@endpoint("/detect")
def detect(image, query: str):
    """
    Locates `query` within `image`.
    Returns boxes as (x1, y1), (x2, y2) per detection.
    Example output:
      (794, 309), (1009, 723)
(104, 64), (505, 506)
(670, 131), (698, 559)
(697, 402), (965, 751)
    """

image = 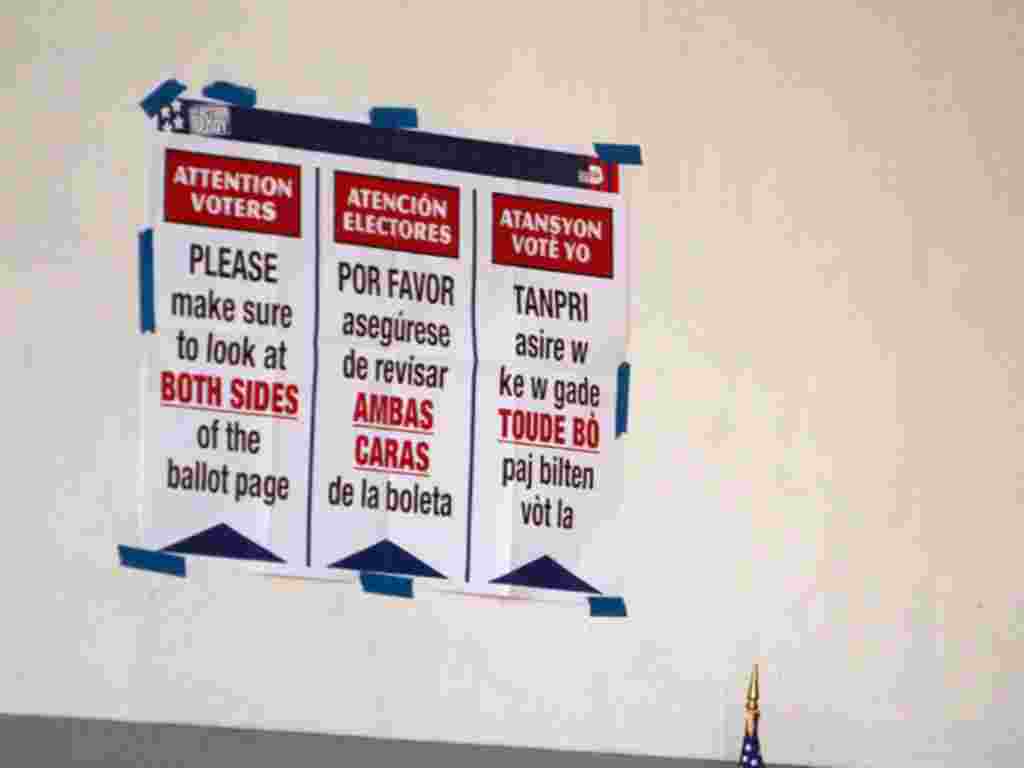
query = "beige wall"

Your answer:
(3, 1), (1021, 765)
